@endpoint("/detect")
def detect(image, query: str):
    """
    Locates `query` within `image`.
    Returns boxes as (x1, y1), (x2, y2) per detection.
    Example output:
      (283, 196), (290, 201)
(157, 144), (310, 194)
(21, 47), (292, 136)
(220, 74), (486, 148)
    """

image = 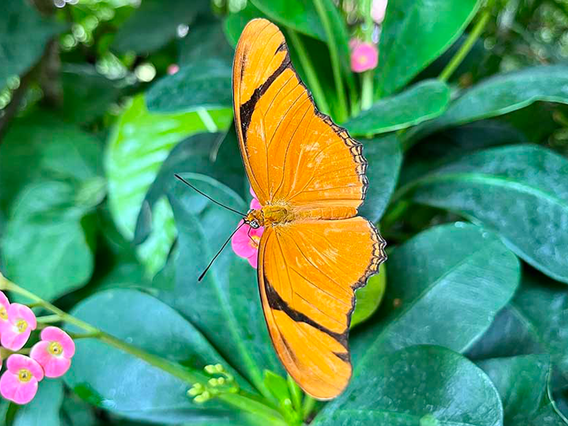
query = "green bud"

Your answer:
(217, 377), (226, 385)
(208, 378), (218, 387)
(204, 365), (216, 374)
